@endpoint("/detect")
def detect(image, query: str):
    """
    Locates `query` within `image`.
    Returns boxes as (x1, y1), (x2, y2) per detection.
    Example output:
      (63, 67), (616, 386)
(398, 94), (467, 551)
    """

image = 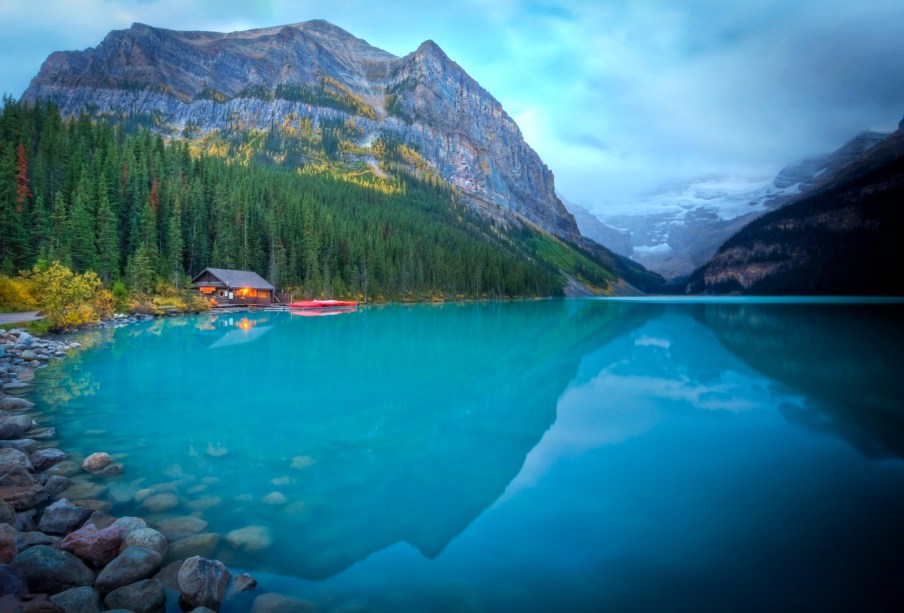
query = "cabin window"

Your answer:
(218, 290), (226, 298)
